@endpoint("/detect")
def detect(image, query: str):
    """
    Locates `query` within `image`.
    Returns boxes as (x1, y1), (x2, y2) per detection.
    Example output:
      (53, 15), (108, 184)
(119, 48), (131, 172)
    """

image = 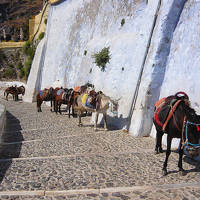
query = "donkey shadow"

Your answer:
(86, 113), (128, 131)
